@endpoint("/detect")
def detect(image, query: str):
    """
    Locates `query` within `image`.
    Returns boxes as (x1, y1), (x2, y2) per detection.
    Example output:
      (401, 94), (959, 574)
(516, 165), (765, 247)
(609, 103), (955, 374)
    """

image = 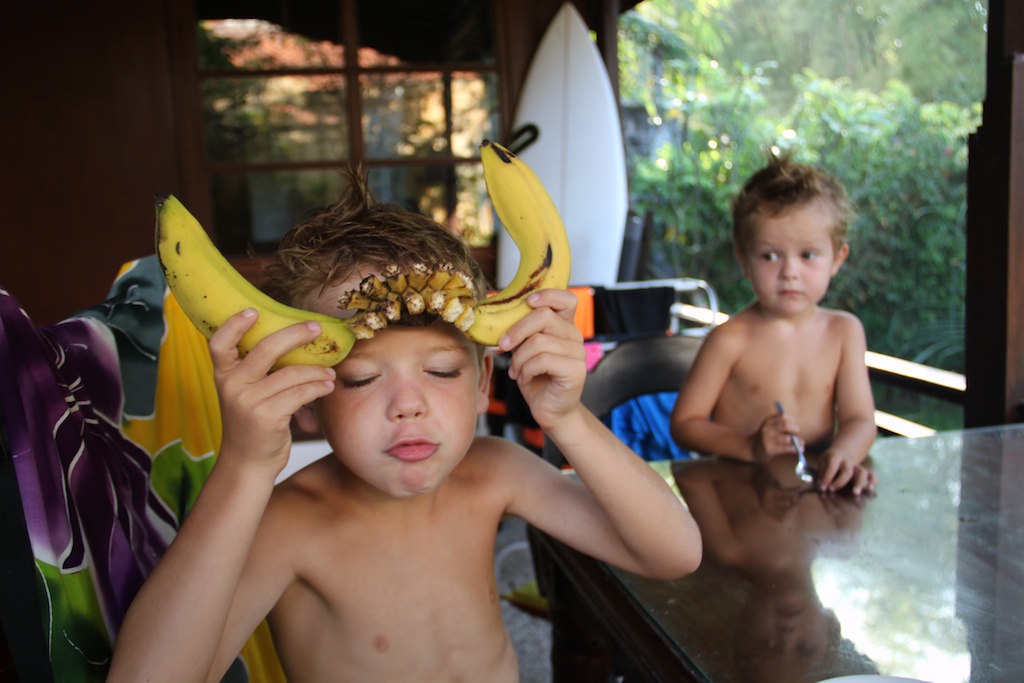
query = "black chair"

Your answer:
(541, 333), (704, 467)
